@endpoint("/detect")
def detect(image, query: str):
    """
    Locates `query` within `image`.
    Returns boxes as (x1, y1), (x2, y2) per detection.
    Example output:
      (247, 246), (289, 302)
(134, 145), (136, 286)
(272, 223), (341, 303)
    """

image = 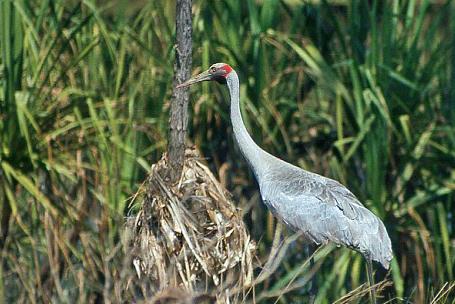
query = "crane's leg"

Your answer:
(305, 245), (317, 304)
(366, 258), (377, 304)
(309, 253), (316, 304)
